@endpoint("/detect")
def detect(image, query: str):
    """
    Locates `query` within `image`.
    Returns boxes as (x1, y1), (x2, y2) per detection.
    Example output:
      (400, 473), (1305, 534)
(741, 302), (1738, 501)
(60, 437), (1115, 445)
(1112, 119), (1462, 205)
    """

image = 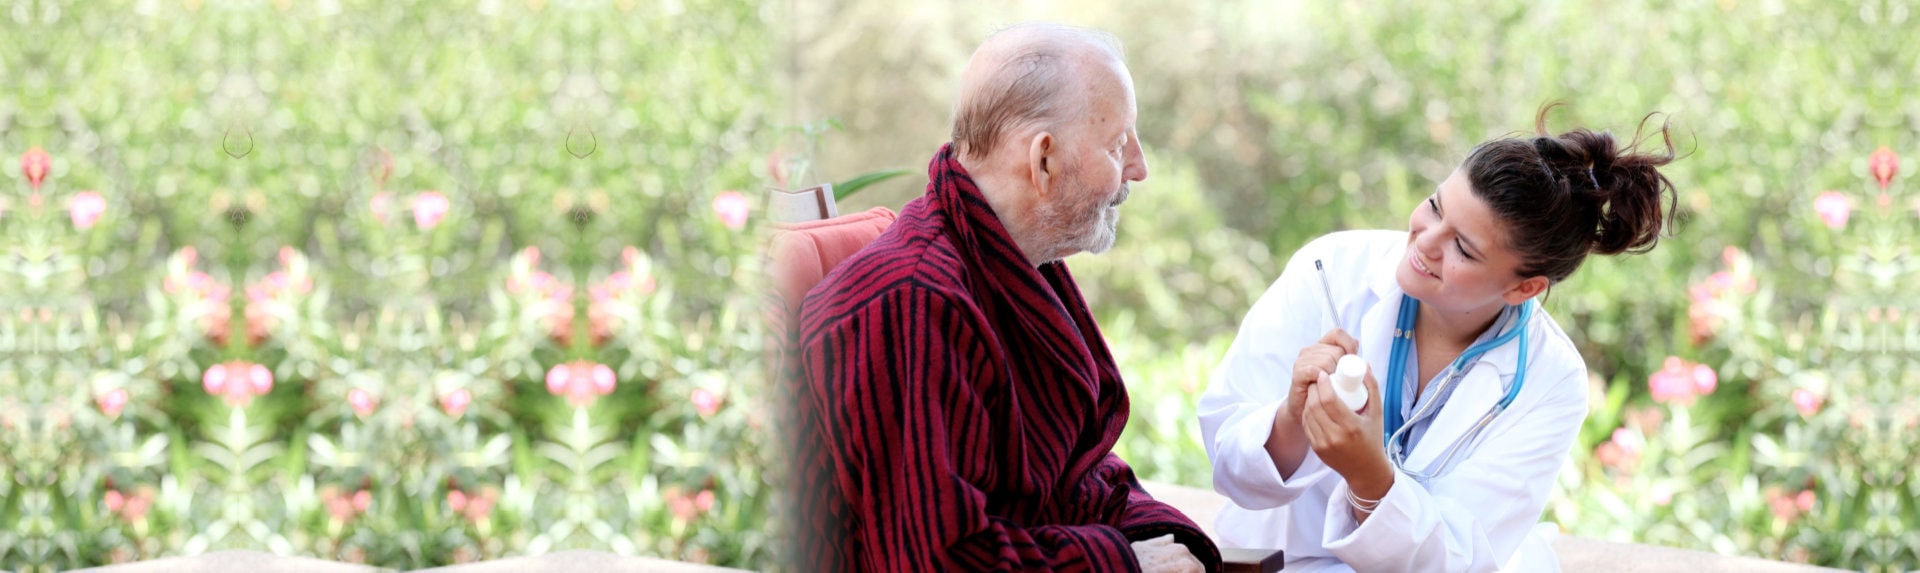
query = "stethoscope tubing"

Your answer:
(1382, 298), (1535, 483)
